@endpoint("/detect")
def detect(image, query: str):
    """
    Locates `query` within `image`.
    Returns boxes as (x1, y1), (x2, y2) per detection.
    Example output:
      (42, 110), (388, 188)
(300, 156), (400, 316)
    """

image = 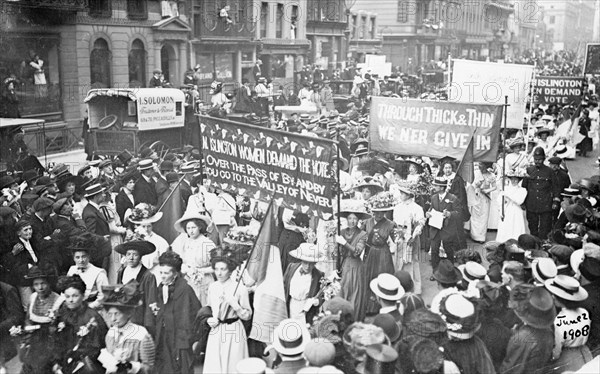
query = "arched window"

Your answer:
(90, 38), (111, 88)
(128, 39), (146, 87)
